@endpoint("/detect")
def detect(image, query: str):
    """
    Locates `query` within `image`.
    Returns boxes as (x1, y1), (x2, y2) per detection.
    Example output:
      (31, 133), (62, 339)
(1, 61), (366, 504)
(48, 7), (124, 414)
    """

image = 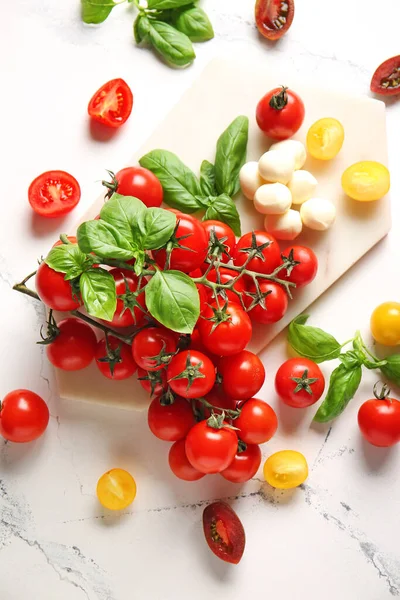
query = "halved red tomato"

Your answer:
(203, 501), (246, 564)
(88, 78), (133, 128)
(371, 56), (400, 96)
(28, 171), (81, 217)
(255, 0), (295, 41)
